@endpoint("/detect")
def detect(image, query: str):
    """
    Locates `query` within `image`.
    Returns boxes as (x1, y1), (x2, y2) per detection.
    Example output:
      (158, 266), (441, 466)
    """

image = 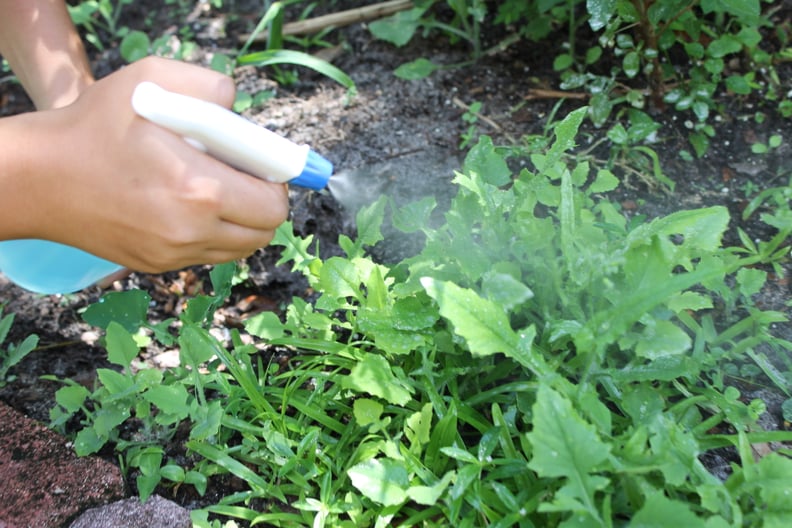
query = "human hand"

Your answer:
(22, 56), (289, 274)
